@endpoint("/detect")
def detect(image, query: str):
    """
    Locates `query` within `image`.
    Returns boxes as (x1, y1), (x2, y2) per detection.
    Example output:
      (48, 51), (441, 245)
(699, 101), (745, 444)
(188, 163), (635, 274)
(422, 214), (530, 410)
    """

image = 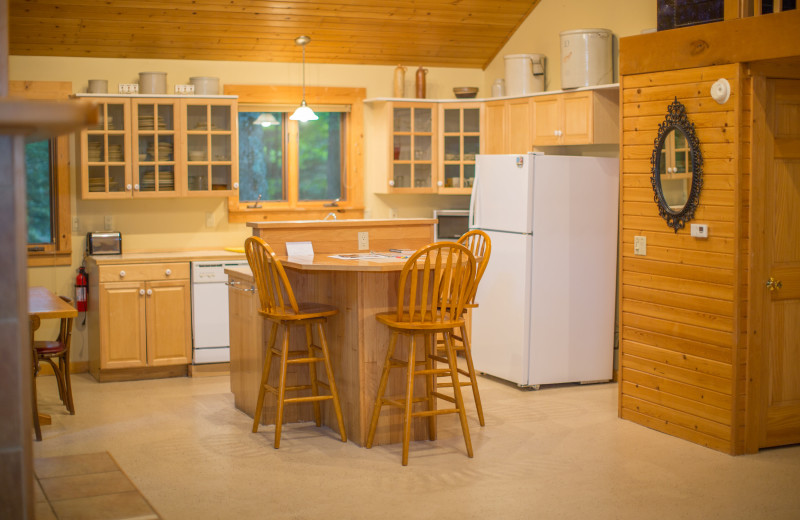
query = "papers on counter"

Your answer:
(329, 252), (409, 262)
